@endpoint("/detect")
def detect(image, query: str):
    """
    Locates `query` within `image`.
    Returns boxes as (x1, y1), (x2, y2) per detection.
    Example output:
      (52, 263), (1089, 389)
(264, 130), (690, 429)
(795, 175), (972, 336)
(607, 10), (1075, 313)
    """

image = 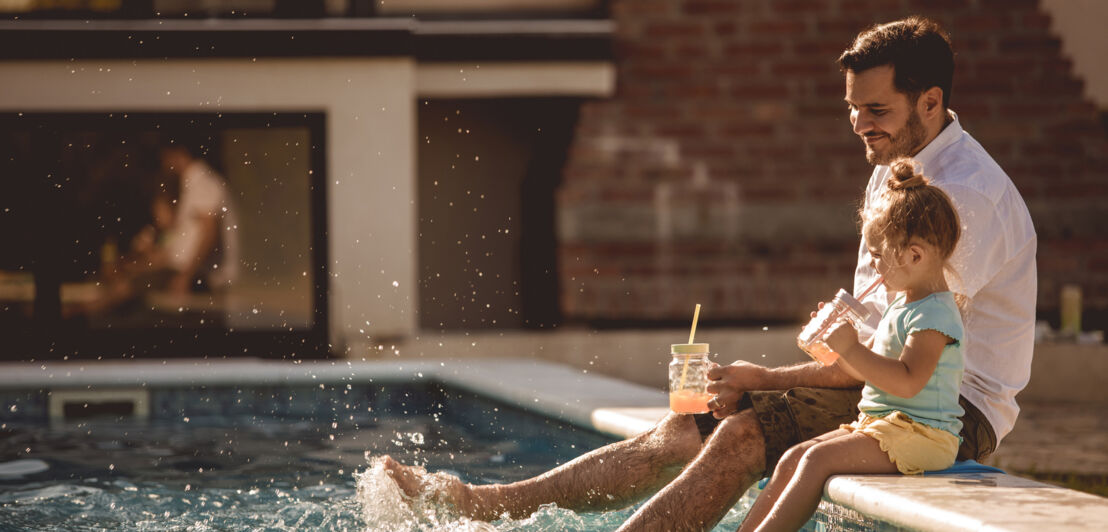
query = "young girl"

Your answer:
(738, 157), (964, 532)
